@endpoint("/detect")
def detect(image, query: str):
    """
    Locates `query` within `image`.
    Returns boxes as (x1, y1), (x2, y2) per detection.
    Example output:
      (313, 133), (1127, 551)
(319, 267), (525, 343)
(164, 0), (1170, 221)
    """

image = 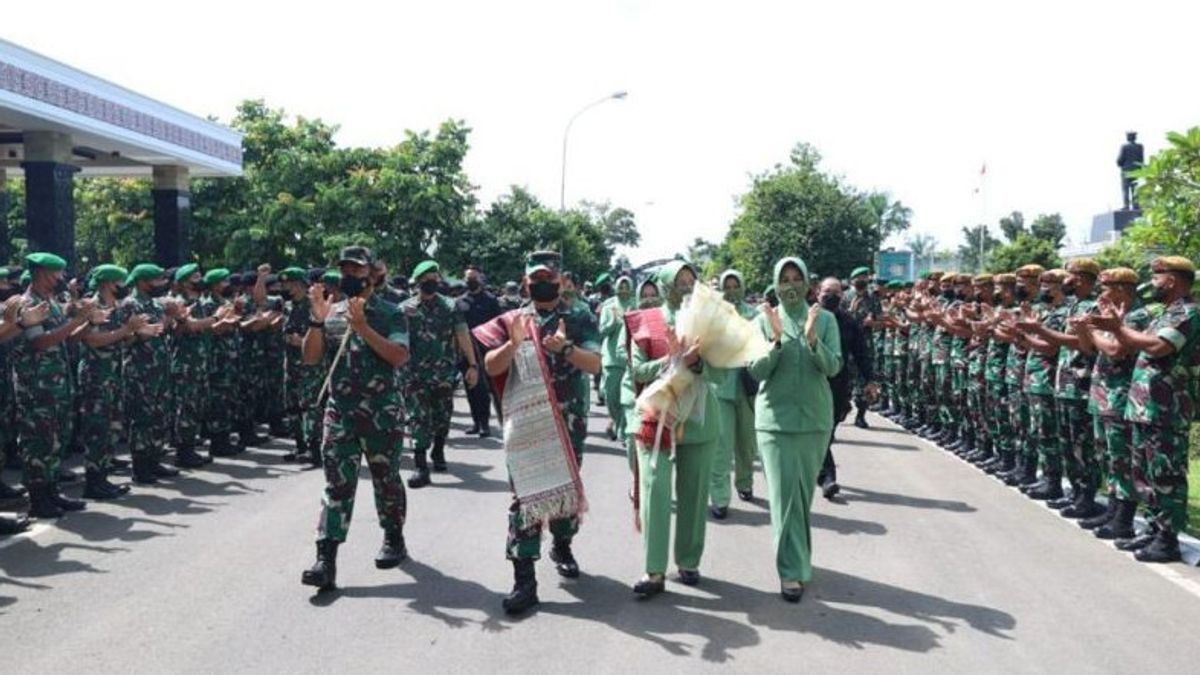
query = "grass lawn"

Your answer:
(1191, 458), (1200, 538)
